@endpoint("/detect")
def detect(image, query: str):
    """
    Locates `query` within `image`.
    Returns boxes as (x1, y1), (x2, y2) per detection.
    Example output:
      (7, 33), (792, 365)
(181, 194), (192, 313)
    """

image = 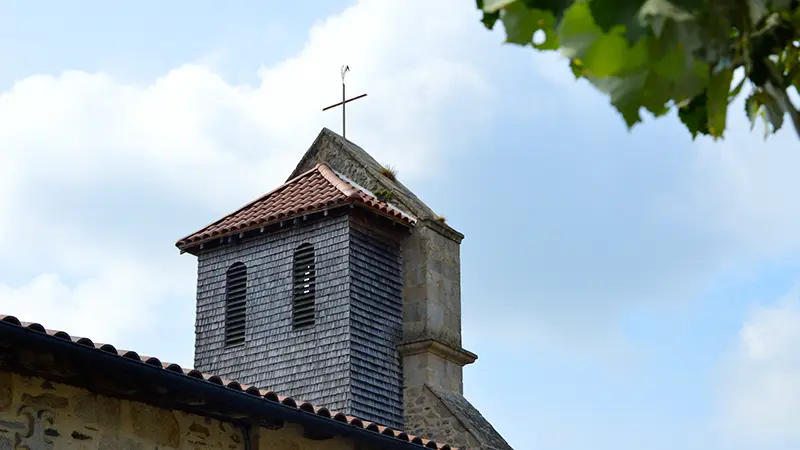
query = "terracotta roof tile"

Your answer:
(176, 163), (415, 250)
(0, 314), (452, 450)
